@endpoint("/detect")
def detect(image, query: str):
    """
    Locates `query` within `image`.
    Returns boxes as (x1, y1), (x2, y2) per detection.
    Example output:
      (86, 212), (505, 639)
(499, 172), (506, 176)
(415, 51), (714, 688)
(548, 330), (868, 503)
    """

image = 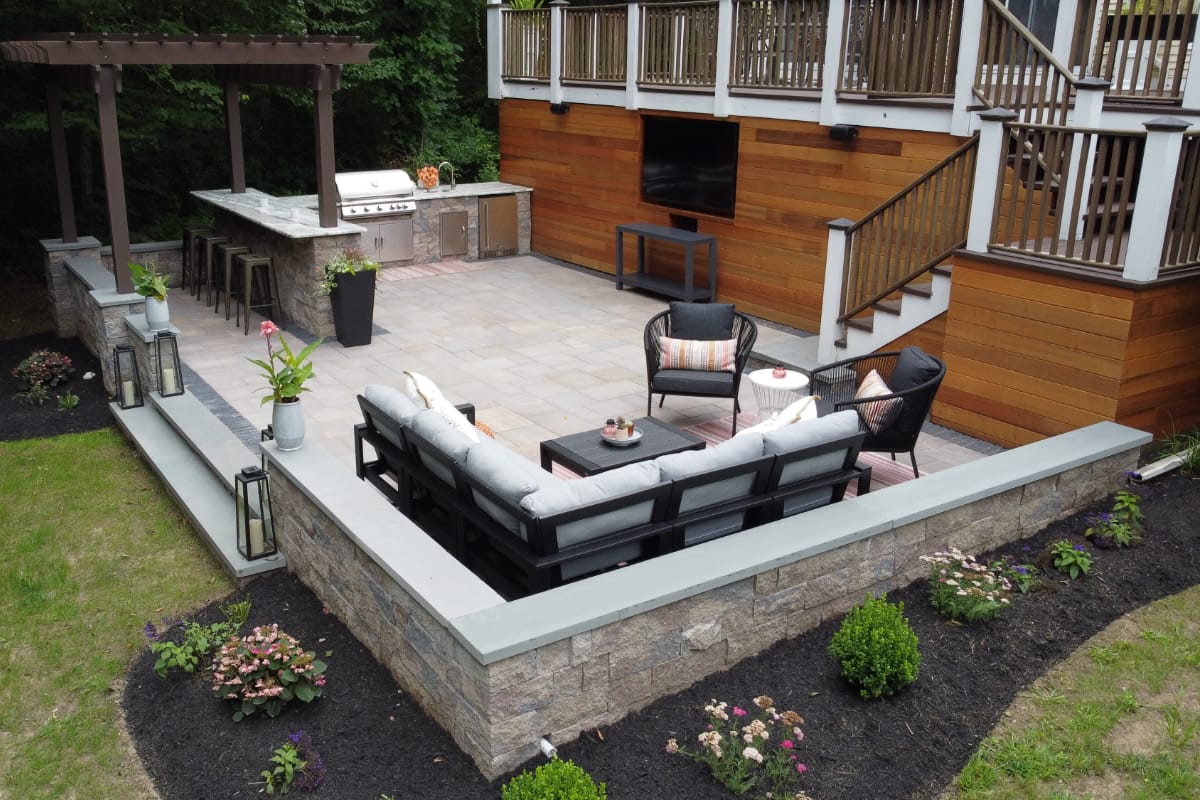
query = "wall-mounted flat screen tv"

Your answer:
(641, 116), (739, 219)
